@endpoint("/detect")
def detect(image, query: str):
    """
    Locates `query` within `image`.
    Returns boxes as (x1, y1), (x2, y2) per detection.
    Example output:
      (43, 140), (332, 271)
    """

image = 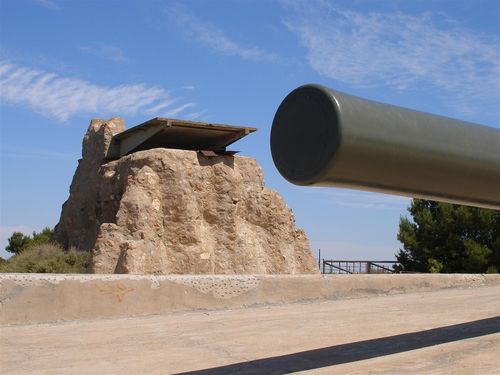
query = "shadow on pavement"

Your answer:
(176, 316), (500, 375)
